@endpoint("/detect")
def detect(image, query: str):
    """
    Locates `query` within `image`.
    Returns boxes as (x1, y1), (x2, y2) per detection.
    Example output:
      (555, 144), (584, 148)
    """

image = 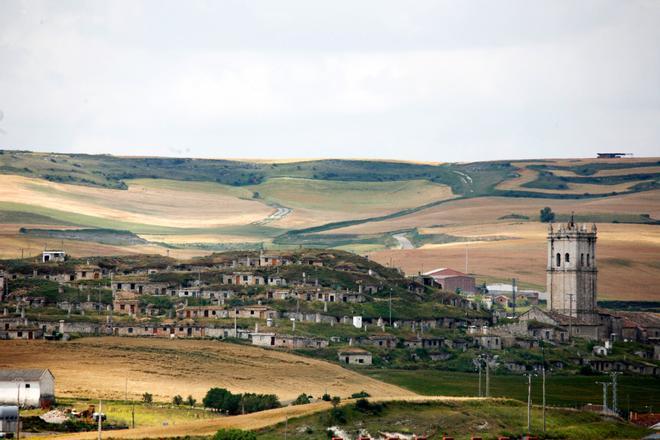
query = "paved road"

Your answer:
(392, 233), (414, 249)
